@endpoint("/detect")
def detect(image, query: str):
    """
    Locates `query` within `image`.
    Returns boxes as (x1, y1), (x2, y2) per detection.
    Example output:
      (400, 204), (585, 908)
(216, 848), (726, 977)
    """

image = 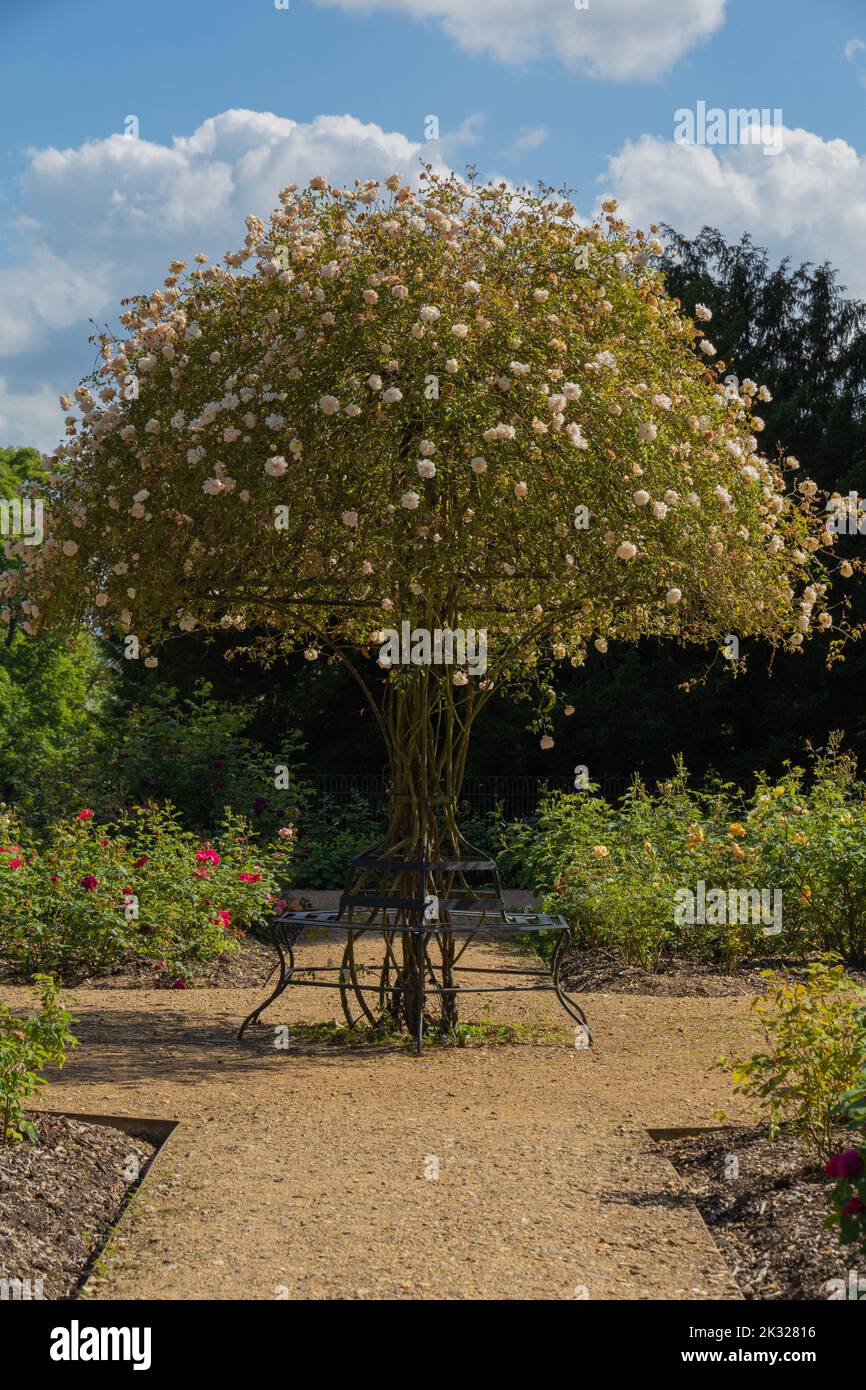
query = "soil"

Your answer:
(0, 1114), (156, 1299)
(658, 1125), (855, 1300)
(563, 946), (866, 997)
(0, 932), (278, 991)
